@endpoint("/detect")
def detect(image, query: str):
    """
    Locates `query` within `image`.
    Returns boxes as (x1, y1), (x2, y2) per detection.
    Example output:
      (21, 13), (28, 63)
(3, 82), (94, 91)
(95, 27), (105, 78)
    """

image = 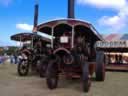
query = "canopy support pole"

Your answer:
(51, 27), (54, 48)
(71, 26), (74, 48)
